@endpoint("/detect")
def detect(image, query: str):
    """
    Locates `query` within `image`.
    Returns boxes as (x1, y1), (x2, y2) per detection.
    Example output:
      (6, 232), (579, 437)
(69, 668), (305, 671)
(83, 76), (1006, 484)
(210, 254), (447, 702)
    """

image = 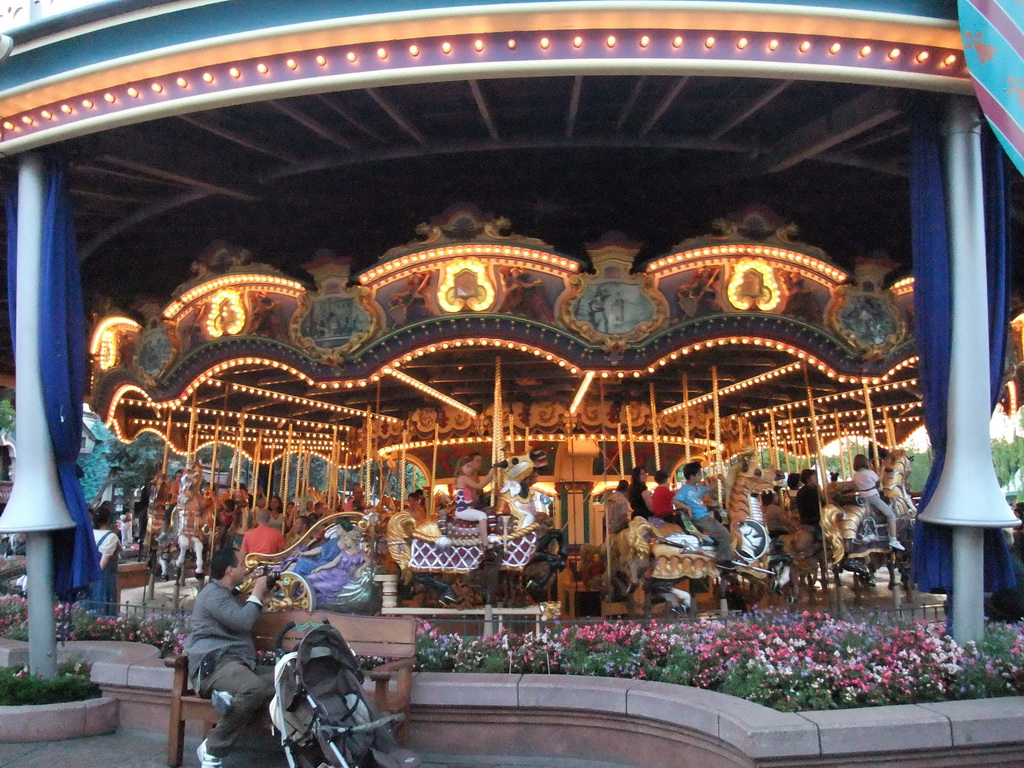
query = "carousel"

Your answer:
(89, 204), (942, 617)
